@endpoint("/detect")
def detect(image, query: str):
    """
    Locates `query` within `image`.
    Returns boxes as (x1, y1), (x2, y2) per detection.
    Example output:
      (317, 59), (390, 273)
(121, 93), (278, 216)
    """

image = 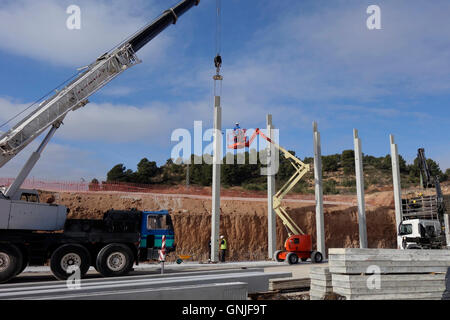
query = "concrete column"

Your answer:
(390, 135), (403, 249)
(444, 214), (450, 248)
(267, 114), (277, 259)
(353, 129), (368, 248)
(313, 121), (326, 258)
(211, 96), (222, 262)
